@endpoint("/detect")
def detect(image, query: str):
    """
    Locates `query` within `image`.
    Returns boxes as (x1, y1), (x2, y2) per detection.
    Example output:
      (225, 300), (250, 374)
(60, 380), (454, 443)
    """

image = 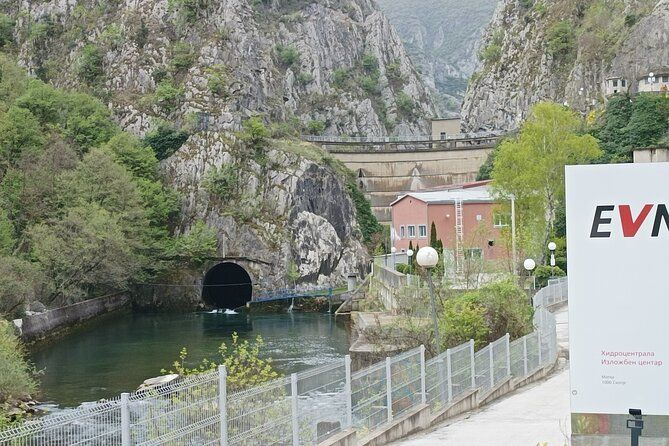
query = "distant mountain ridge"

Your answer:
(377, 0), (499, 117)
